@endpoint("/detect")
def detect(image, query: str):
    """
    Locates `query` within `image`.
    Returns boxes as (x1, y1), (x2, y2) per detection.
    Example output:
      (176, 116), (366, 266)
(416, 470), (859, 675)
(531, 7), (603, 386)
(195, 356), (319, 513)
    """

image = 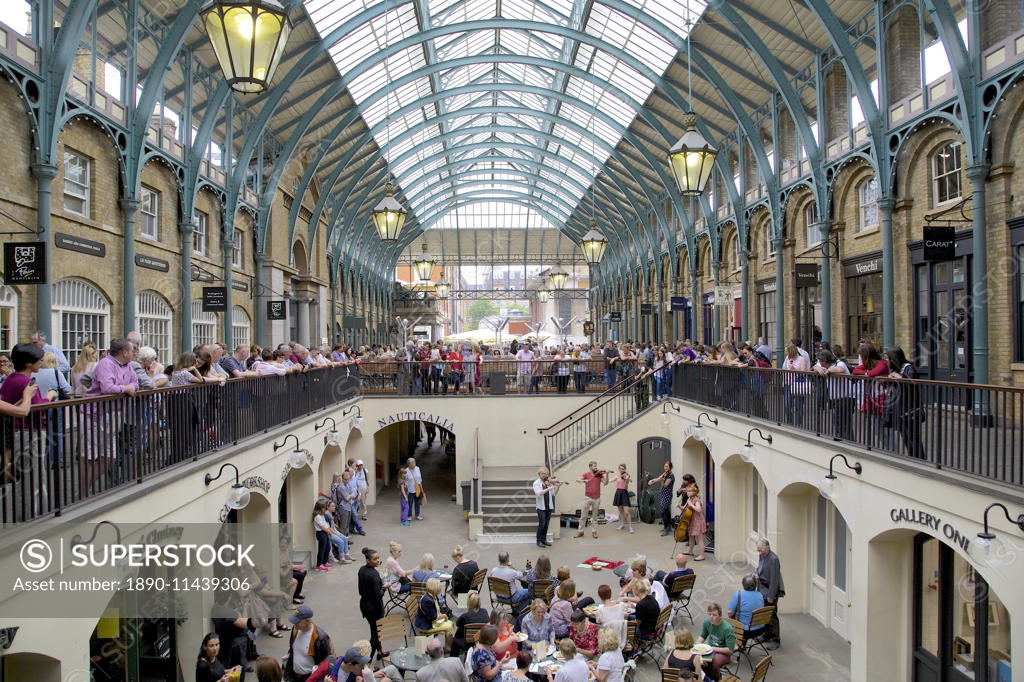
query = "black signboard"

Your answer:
(232, 279), (249, 292)
(843, 255), (882, 278)
(55, 232), (105, 257)
(135, 254), (169, 272)
(583, 321), (594, 336)
(267, 300), (286, 320)
(343, 316), (366, 330)
(608, 311), (622, 322)
(640, 303), (653, 315)
(3, 242), (46, 284)
(202, 286), (227, 312)
(795, 263), (820, 287)
(923, 224), (956, 261)
(670, 296), (689, 311)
